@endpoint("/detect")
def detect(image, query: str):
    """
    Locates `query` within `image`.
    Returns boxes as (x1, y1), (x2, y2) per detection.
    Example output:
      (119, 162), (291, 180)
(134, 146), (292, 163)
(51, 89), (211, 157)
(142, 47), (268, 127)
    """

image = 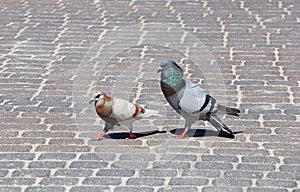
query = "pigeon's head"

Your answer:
(157, 59), (183, 73)
(89, 90), (107, 105)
